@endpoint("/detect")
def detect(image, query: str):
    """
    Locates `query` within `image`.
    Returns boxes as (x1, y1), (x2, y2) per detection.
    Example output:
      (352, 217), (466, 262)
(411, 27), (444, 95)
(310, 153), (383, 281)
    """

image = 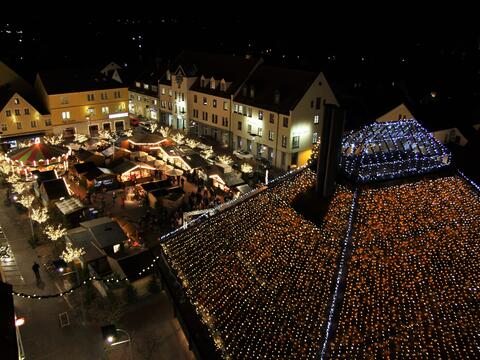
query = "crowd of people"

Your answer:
(330, 176), (480, 358)
(163, 169), (356, 359)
